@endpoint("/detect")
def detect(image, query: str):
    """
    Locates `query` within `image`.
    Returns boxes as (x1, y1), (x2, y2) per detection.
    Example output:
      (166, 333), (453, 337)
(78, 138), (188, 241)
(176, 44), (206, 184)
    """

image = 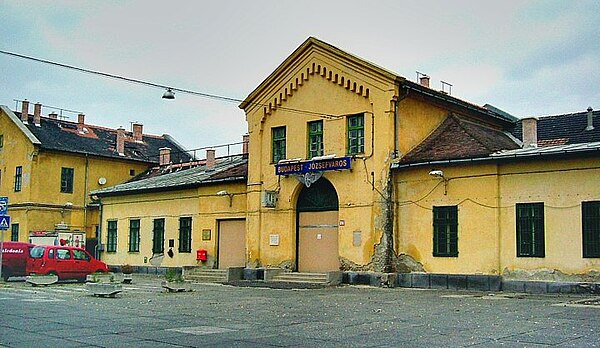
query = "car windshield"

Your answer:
(30, 246), (46, 259)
